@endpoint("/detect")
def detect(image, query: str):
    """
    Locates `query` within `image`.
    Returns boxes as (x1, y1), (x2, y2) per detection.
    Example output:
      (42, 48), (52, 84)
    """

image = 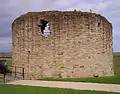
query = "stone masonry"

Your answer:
(12, 11), (114, 79)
